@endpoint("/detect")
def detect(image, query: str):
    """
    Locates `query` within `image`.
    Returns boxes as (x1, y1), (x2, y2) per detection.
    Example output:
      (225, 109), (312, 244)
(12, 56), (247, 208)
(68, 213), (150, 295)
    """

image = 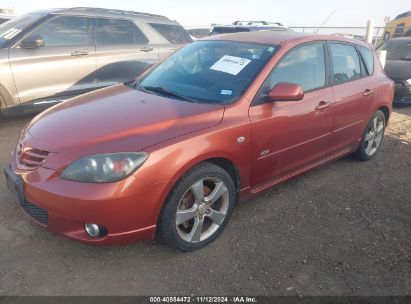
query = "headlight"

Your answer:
(406, 79), (411, 86)
(61, 153), (148, 183)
